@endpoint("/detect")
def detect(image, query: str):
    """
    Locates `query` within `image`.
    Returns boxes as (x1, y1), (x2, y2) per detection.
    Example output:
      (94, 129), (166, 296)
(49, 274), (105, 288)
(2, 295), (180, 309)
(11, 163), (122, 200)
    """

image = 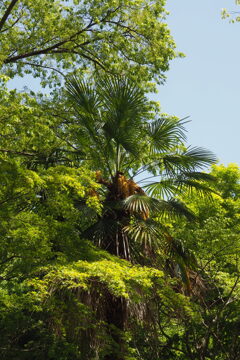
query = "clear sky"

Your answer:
(8, 1), (240, 165)
(154, 0), (240, 165)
